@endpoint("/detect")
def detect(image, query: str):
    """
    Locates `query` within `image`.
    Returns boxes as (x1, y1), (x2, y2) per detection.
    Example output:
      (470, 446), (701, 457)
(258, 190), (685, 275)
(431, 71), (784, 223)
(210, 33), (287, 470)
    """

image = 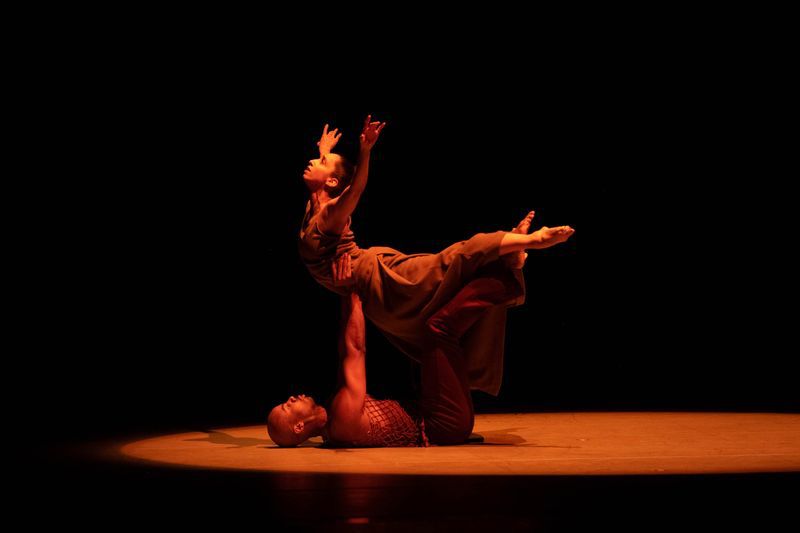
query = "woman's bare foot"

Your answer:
(528, 226), (575, 249)
(514, 211), (535, 234)
(503, 211), (535, 269)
